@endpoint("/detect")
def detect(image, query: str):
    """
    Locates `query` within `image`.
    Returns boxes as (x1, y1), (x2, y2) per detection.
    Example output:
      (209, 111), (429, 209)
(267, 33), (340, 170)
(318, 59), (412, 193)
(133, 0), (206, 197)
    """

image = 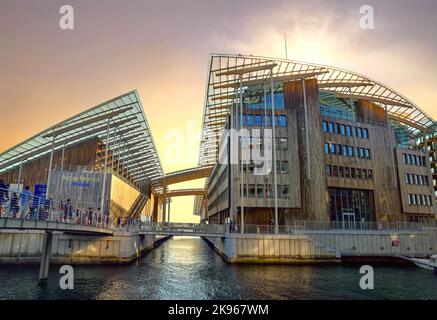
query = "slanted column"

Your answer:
(167, 198), (171, 222)
(38, 232), (53, 281)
